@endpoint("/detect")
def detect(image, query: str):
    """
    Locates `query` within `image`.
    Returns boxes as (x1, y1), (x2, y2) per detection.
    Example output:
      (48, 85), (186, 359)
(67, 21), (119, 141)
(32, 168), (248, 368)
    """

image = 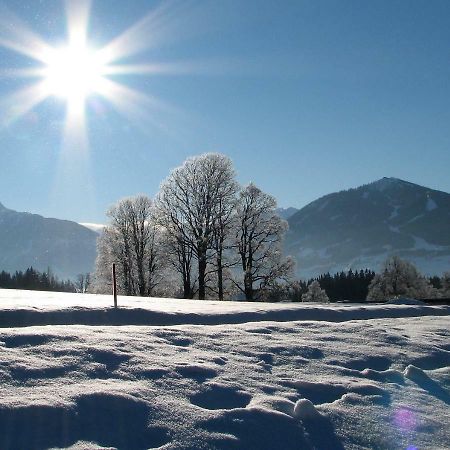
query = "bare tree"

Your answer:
(155, 153), (237, 300)
(75, 273), (91, 293)
(160, 227), (196, 299)
(233, 183), (294, 301)
(210, 177), (238, 300)
(92, 195), (163, 296)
